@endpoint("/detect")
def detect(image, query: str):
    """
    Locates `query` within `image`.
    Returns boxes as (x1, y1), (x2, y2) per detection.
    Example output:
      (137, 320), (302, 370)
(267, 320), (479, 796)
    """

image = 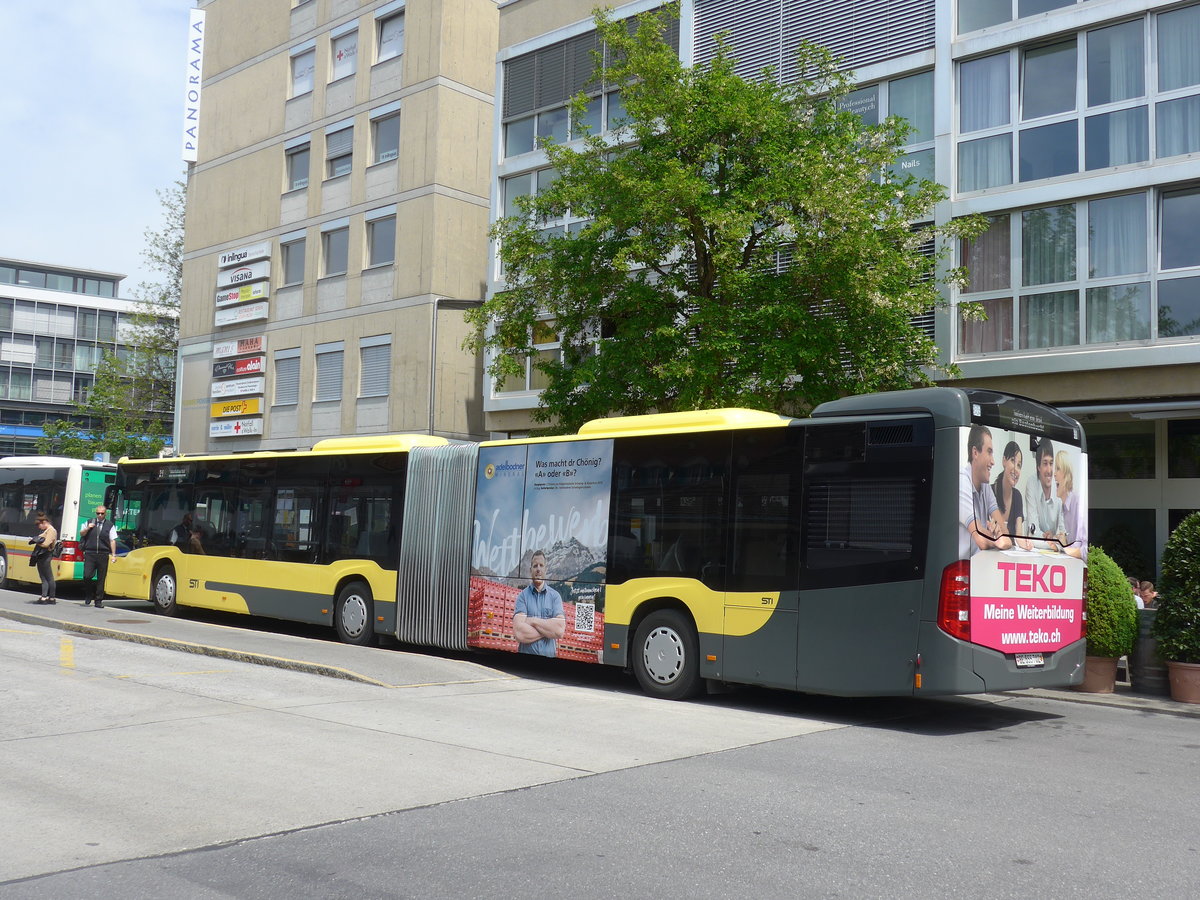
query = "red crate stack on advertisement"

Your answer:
(467, 576), (519, 651)
(468, 575), (605, 662)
